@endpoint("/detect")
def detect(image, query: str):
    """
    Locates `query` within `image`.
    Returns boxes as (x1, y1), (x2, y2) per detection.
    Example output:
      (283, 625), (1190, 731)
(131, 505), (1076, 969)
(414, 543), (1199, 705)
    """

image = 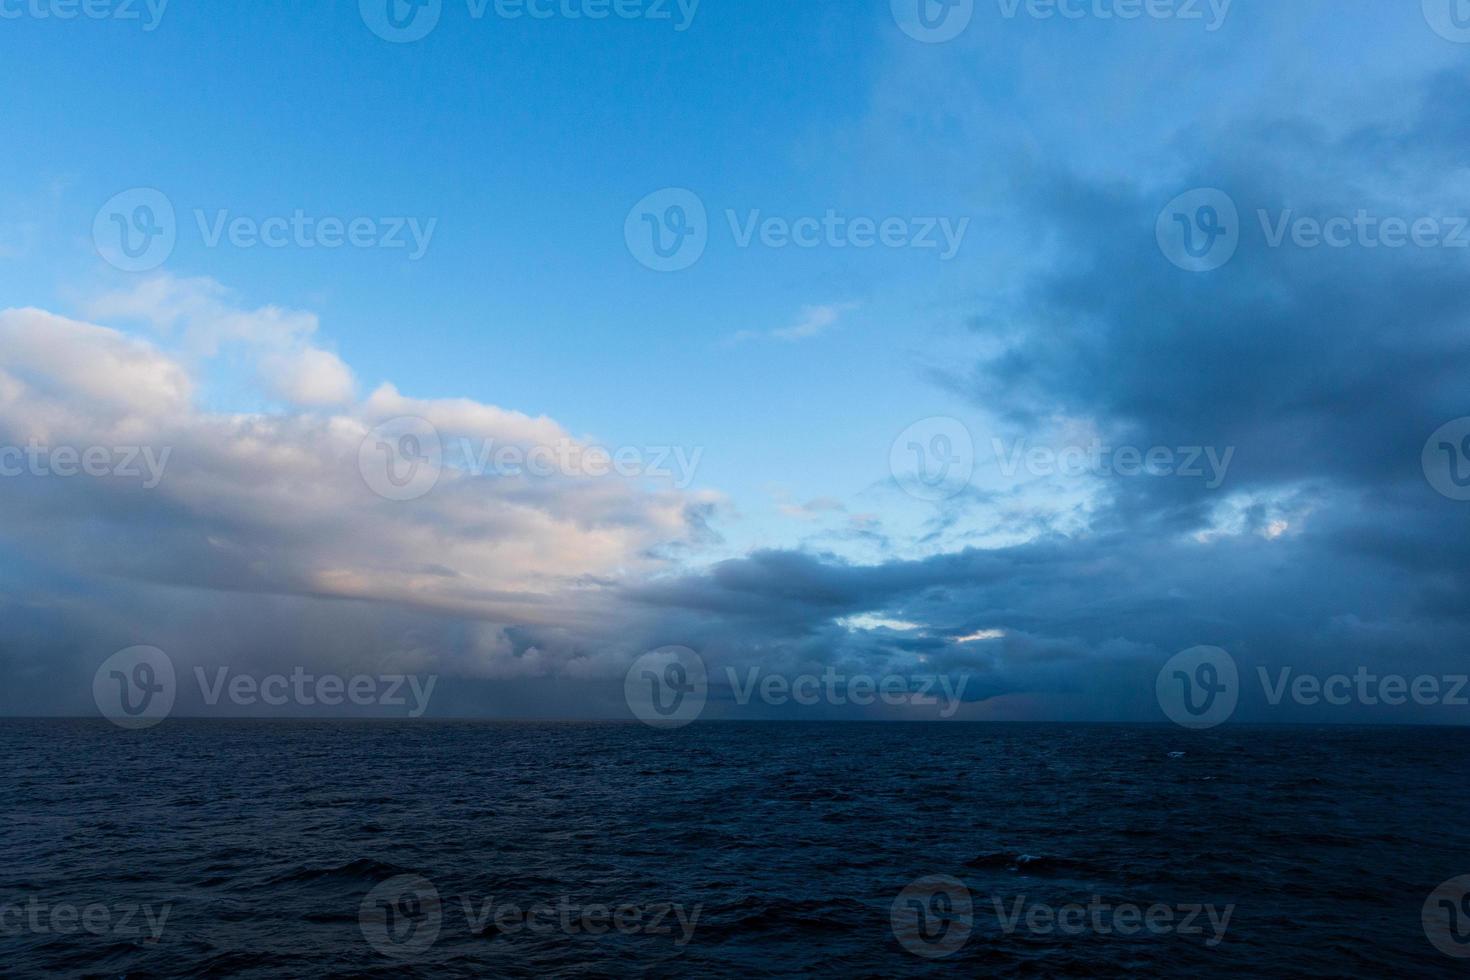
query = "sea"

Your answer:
(2, 721), (1467, 977)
